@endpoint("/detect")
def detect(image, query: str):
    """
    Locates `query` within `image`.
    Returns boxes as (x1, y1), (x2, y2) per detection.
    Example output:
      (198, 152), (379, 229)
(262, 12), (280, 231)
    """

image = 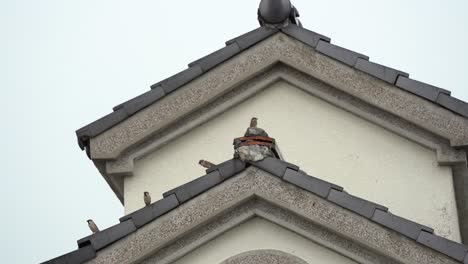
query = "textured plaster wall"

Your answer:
(126, 81), (461, 241)
(170, 217), (356, 264)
